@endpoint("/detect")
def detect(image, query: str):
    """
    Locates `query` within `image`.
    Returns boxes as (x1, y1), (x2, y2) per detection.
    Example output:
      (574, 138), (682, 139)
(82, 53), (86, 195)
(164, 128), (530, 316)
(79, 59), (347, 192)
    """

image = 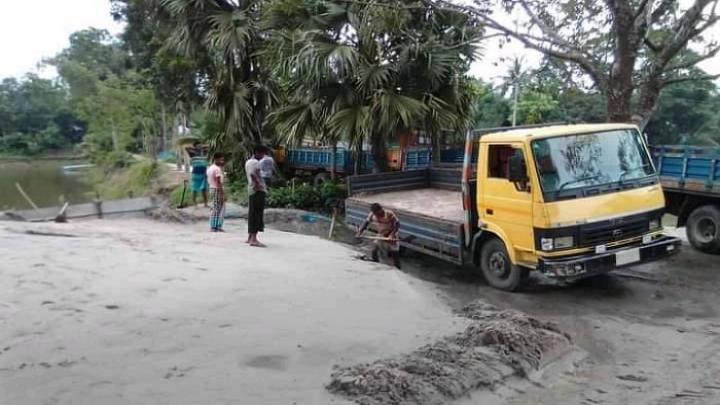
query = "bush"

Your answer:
(100, 151), (134, 169)
(227, 177), (249, 206)
(266, 180), (346, 212)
